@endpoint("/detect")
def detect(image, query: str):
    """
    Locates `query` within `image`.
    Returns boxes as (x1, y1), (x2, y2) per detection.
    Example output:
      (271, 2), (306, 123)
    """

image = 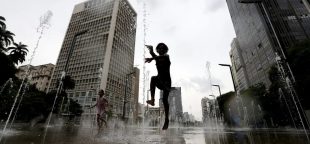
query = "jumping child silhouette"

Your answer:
(145, 43), (171, 130)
